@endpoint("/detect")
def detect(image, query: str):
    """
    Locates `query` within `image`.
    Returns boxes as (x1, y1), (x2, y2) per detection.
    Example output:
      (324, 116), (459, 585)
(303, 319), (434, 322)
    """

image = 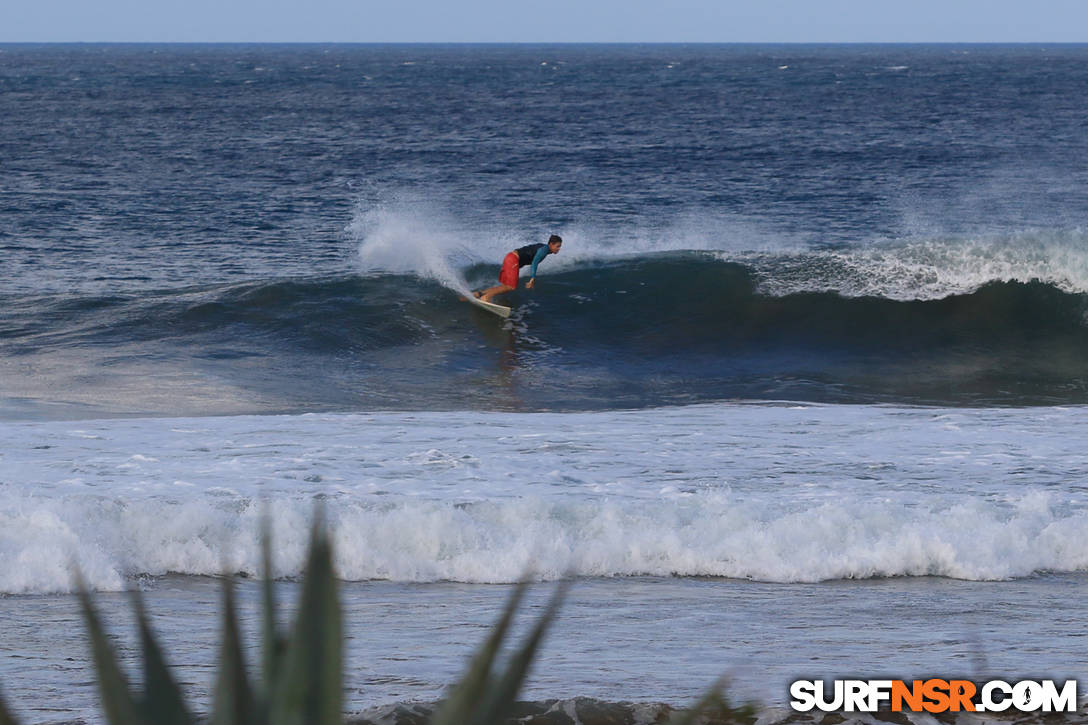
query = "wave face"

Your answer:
(4, 241), (1088, 416)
